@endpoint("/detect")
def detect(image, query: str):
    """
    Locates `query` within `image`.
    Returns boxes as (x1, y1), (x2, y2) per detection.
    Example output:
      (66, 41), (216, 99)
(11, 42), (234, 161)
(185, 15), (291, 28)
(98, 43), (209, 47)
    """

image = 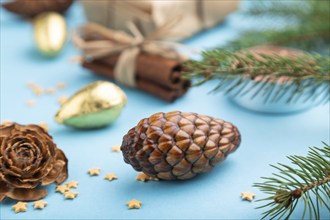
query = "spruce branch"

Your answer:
(254, 143), (330, 220)
(226, 0), (330, 52)
(183, 50), (330, 104)
(241, 0), (328, 19)
(225, 28), (329, 52)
